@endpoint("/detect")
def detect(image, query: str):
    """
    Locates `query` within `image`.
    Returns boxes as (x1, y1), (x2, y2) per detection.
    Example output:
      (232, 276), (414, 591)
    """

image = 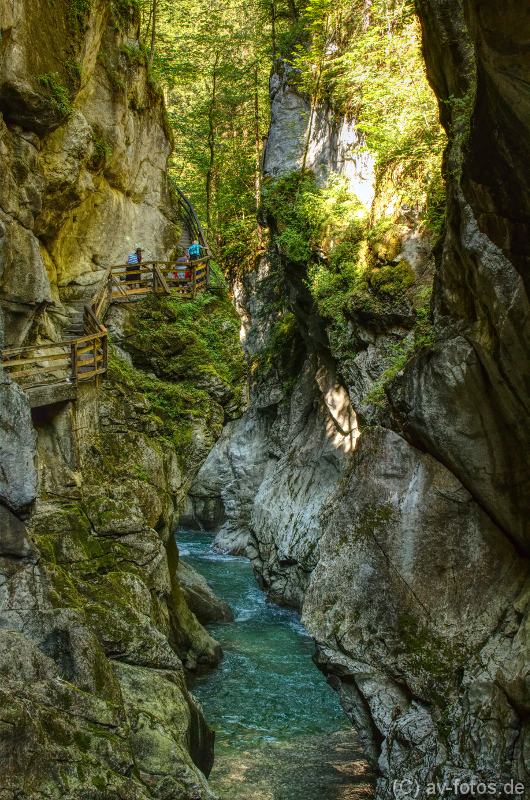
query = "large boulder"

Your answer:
(176, 560), (234, 624)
